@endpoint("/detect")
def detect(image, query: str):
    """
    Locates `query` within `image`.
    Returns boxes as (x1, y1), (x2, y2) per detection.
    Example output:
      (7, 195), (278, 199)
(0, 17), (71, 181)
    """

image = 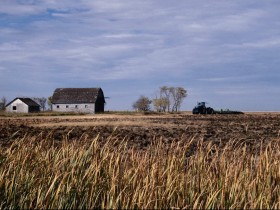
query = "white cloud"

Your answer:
(227, 38), (280, 49)
(0, 0), (44, 15)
